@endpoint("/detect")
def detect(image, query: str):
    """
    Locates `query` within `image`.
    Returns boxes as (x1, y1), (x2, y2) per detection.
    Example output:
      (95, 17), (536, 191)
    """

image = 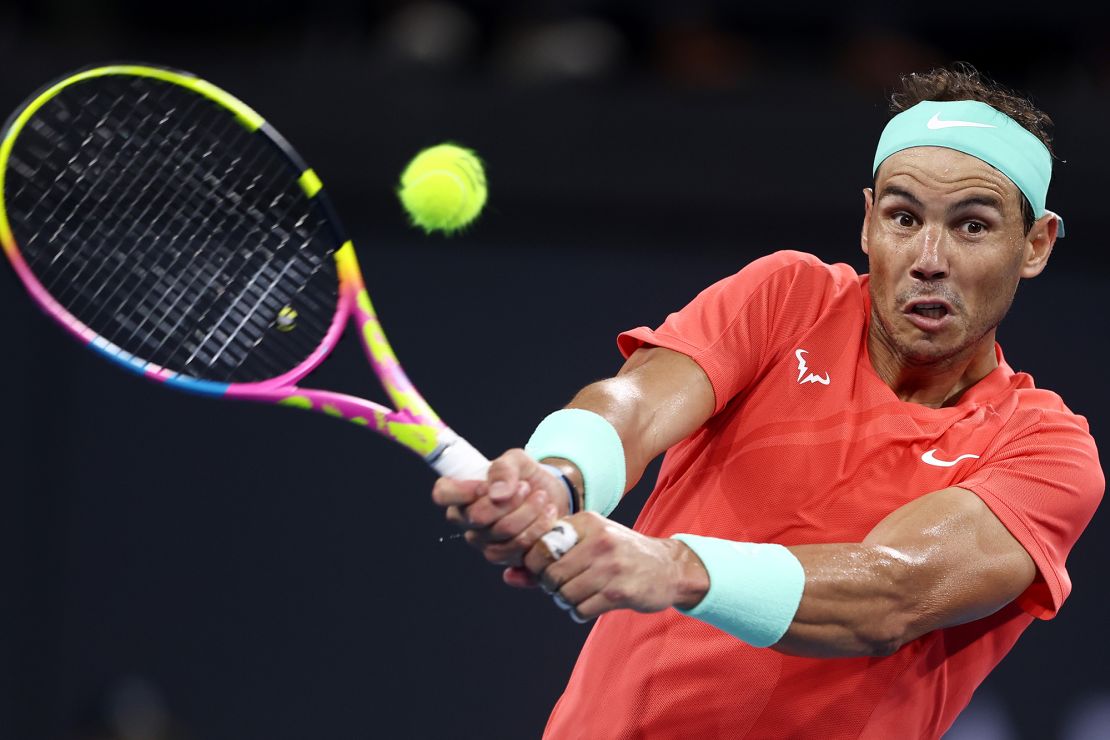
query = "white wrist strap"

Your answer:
(540, 463), (578, 515)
